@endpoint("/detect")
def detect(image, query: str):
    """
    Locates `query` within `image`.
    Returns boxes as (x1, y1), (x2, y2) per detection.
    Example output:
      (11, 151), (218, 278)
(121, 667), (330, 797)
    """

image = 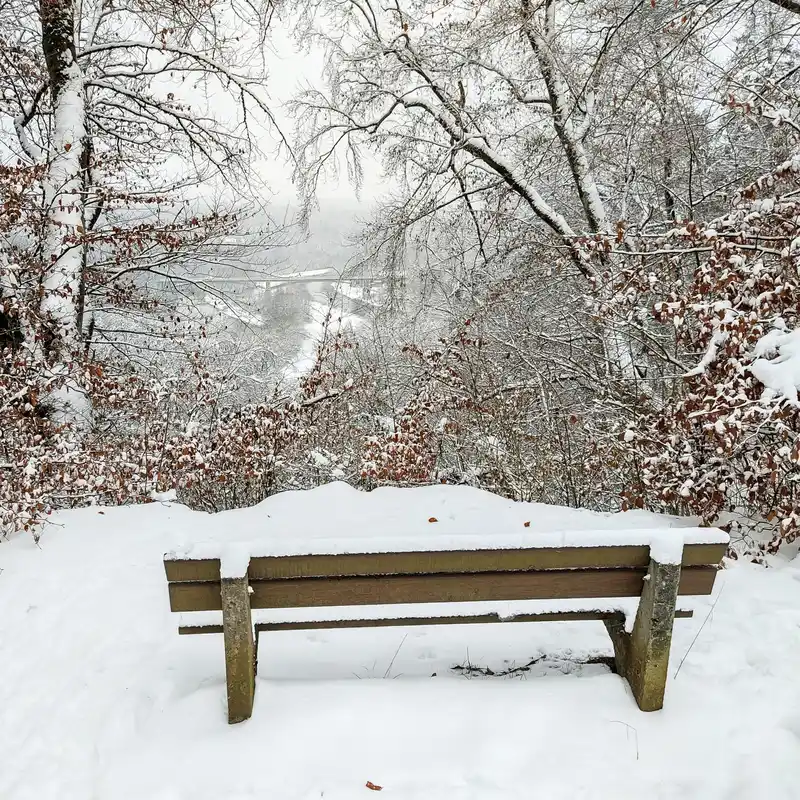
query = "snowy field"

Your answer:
(2, 483), (800, 800)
